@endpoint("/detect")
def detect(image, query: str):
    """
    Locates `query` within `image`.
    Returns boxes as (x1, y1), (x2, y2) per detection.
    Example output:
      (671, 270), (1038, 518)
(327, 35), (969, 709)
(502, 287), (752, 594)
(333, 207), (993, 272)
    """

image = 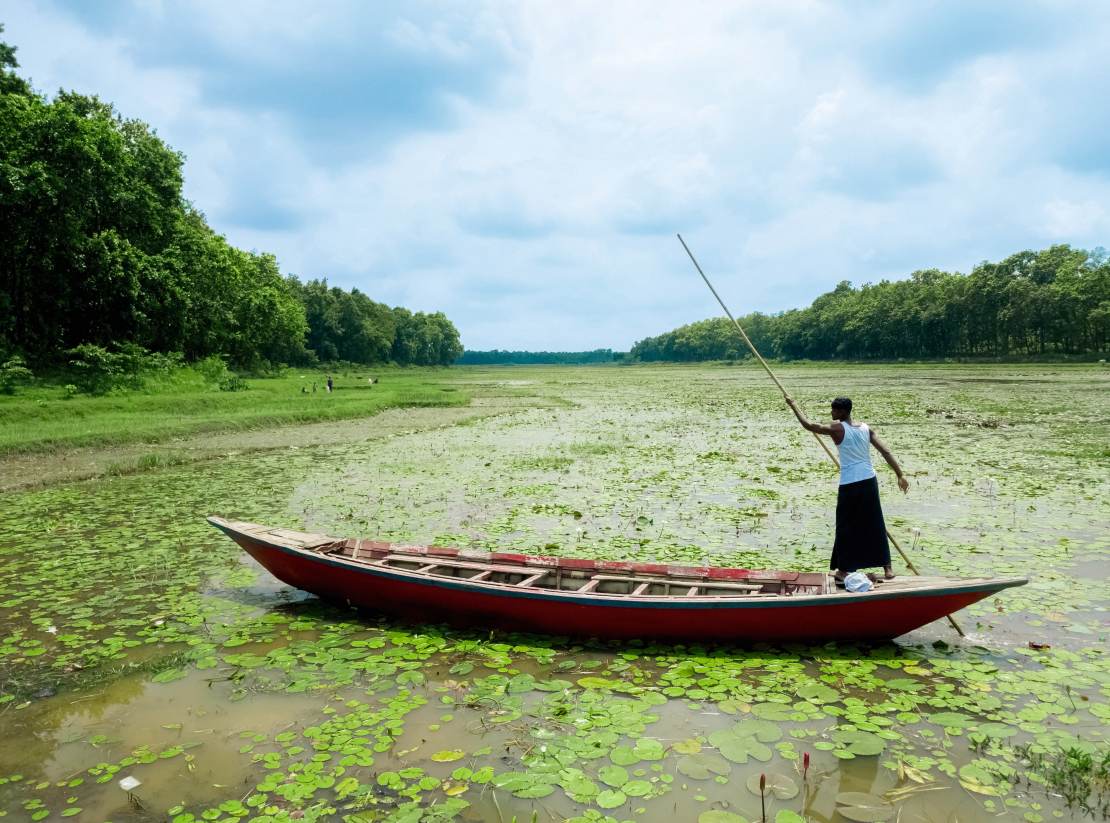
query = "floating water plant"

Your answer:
(1, 364), (1109, 822)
